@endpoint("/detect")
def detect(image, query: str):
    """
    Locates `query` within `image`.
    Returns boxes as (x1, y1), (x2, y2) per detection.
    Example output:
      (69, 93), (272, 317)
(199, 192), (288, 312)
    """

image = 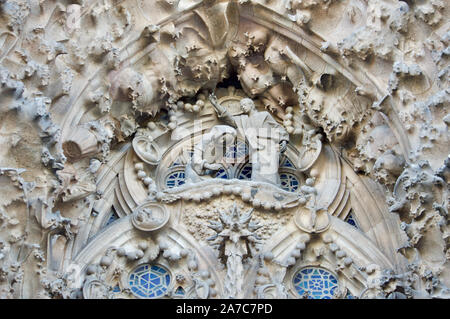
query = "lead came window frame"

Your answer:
(128, 264), (171, 299)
